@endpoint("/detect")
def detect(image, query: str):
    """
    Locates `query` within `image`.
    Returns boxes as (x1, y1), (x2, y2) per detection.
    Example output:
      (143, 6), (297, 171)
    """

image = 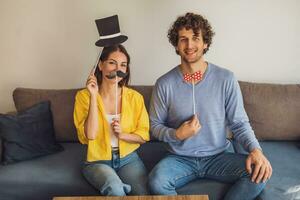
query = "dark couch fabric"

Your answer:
(0, 143), (95, 200)
(0, 141), (299, 200)
(0, 140), (2, 163)
(258, 142), (300, 200)
(0, 83), (299, 200)
(0, 142), (232, 200)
